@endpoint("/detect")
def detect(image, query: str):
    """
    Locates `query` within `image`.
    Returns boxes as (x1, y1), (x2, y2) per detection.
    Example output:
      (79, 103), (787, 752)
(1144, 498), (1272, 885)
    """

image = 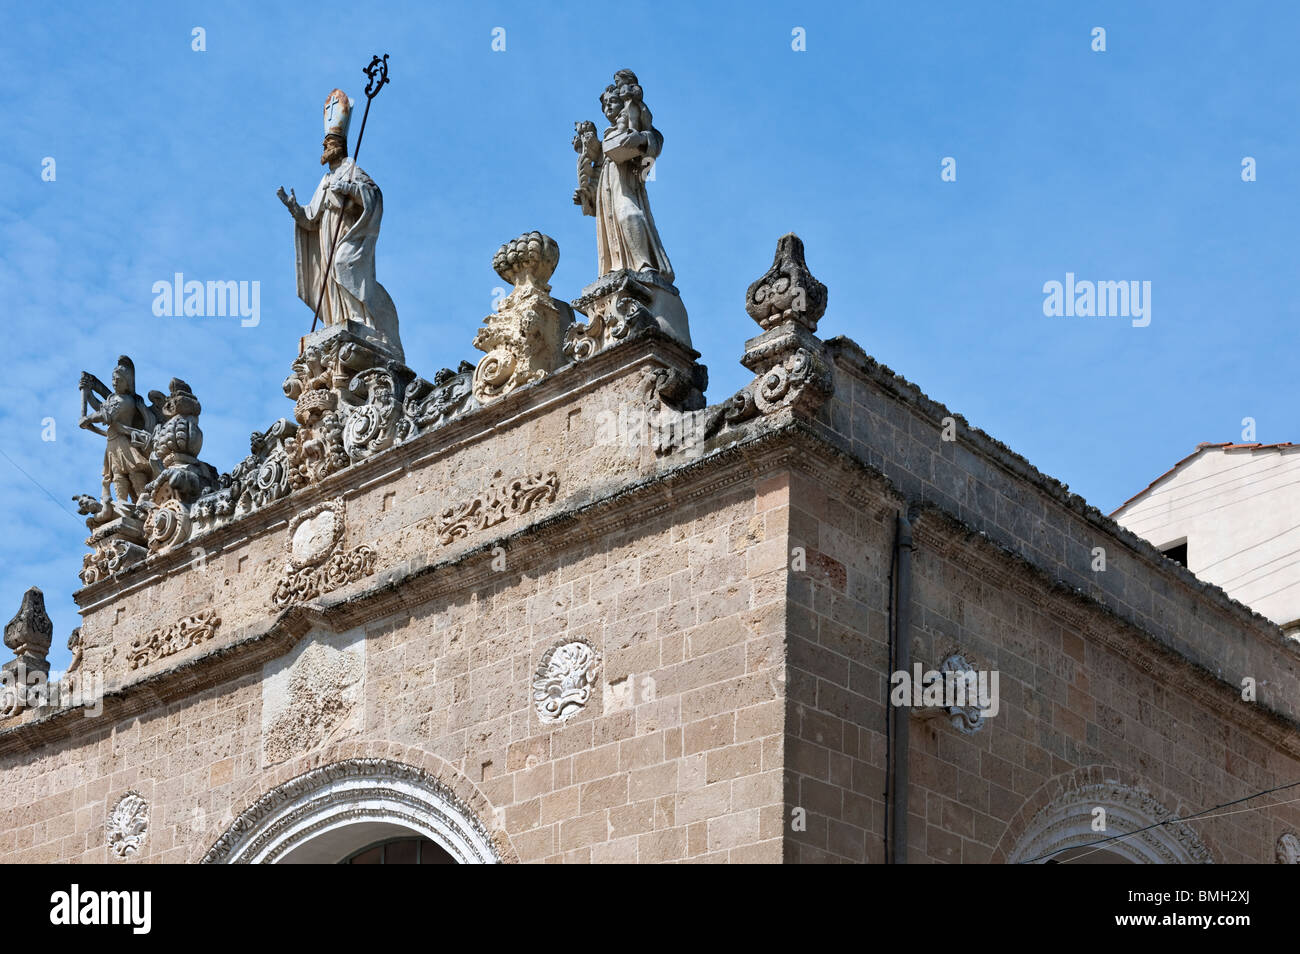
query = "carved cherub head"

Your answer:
(613, 69), (642, 102)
